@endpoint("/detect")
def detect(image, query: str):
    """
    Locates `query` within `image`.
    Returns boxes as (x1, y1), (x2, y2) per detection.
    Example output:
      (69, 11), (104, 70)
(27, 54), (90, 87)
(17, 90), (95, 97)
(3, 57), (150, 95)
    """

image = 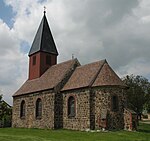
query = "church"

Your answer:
(12, 11), (135, 130)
